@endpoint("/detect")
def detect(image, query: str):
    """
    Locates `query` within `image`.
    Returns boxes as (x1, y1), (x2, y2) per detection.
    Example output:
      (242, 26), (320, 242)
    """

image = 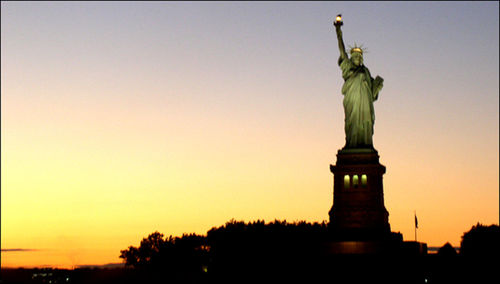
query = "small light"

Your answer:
(344, 175), (350, 189)
(352, 175), (359, 188)
(361, 174), (367, 187)
(336, 15), (342, 22)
